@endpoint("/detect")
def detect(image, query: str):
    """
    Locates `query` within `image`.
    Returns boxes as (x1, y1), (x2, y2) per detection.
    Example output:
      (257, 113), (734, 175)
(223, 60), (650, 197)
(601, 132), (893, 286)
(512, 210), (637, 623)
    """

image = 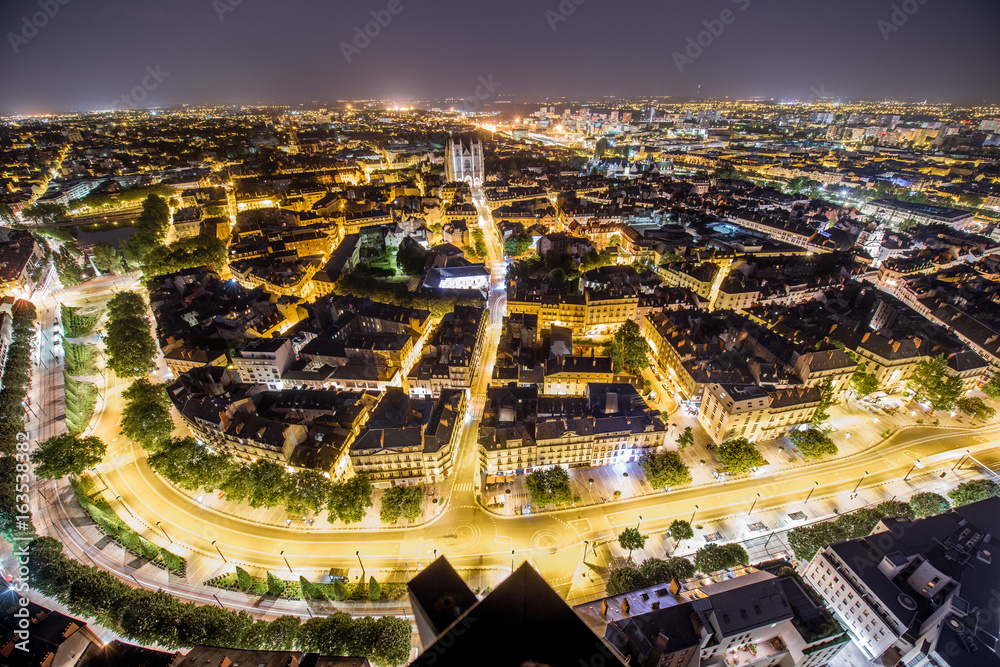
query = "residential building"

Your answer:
(542, 355), (613, 395)
(802, 498), (1000, 667)
(231, 337), (293, 389)
(407, 305), (487, 397)
(349, 388), (465, 487)
(698, 382), (822, 446)
(163, 346), (228, 376)
(577, 565), (849, 667)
